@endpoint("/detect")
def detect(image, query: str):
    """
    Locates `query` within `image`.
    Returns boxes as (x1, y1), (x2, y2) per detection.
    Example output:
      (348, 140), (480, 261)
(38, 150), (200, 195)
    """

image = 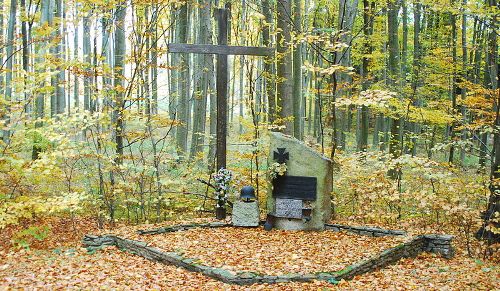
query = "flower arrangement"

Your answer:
(212, 168), (233, 209)
(268, 162), (287, 180)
